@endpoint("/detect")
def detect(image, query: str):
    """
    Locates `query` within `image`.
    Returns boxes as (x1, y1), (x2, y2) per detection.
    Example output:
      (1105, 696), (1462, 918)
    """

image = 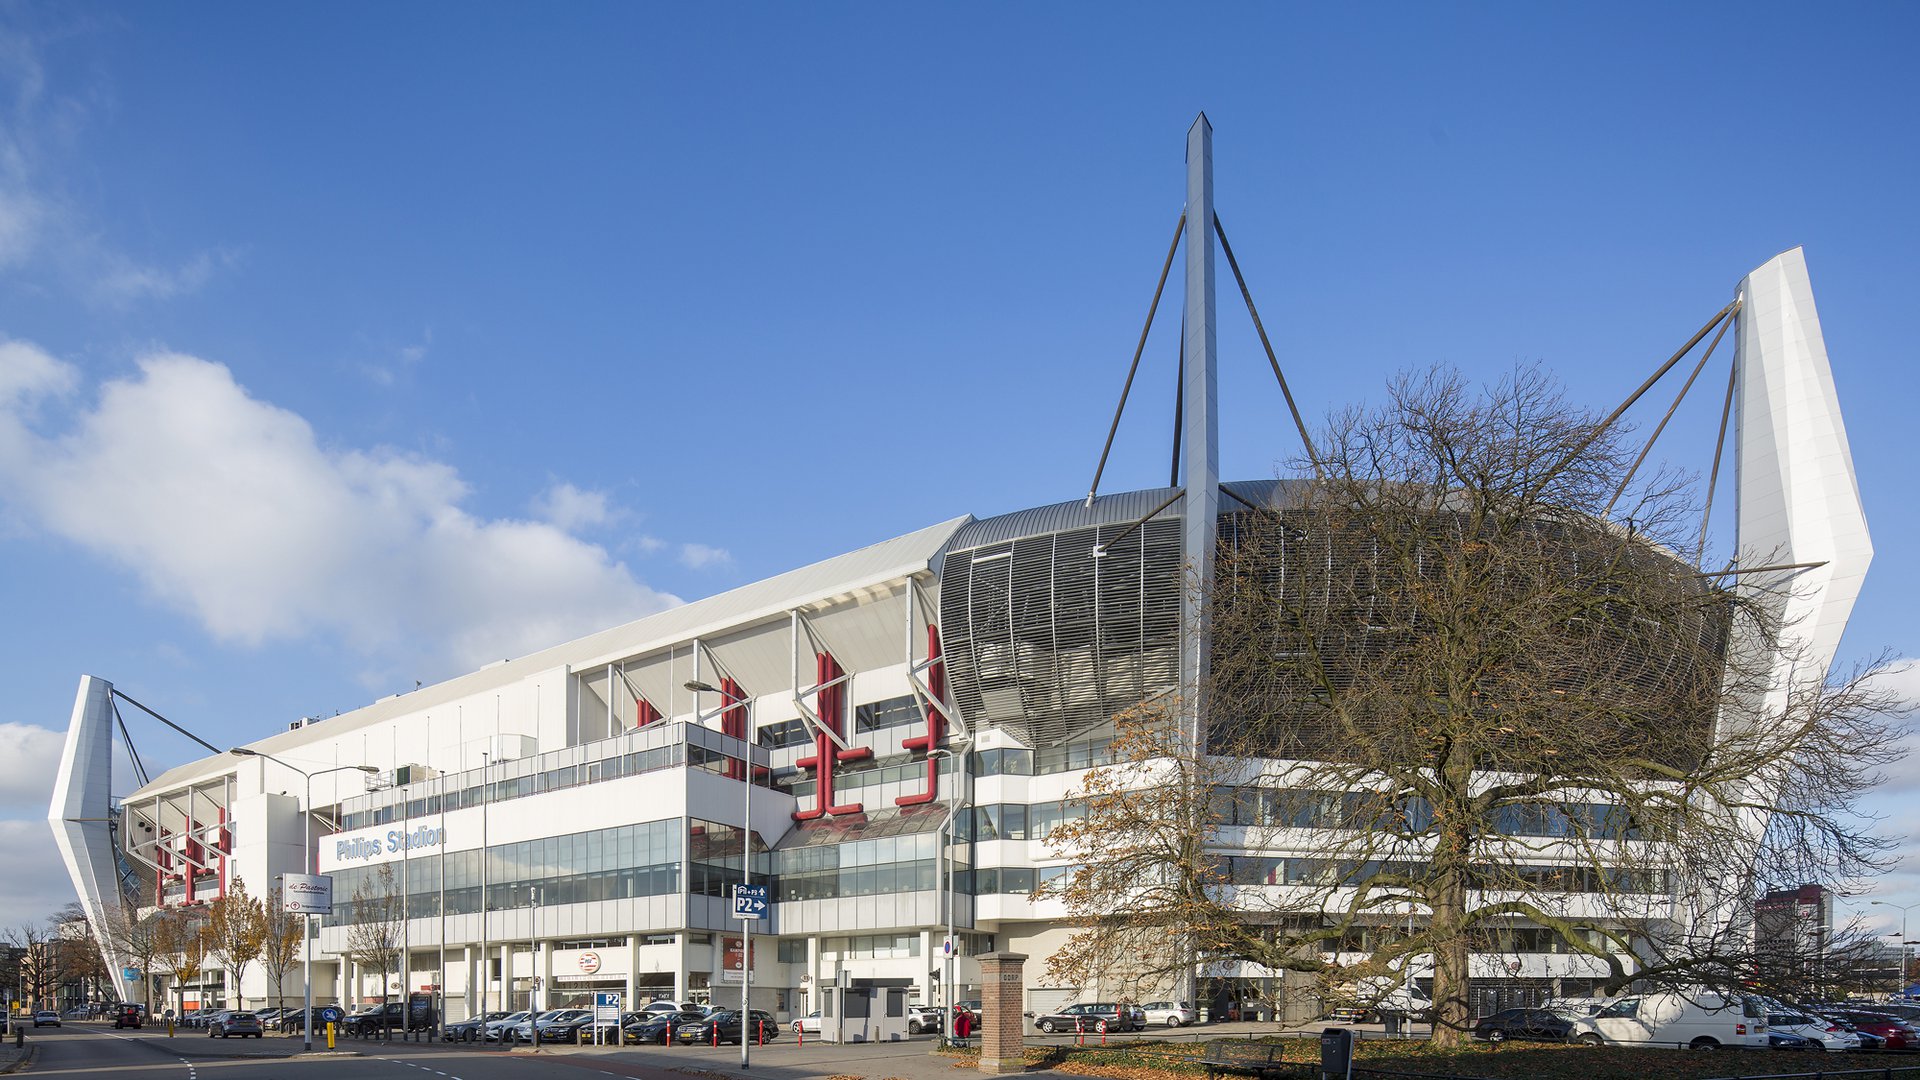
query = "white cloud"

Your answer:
(0, 722), (64, 816)
(0, 340), (685, 676)
(0, 818), (78, 922)
(91, 249), (231, 305)
(531, 482), (613, 532)
(679, 542), (733, 570)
